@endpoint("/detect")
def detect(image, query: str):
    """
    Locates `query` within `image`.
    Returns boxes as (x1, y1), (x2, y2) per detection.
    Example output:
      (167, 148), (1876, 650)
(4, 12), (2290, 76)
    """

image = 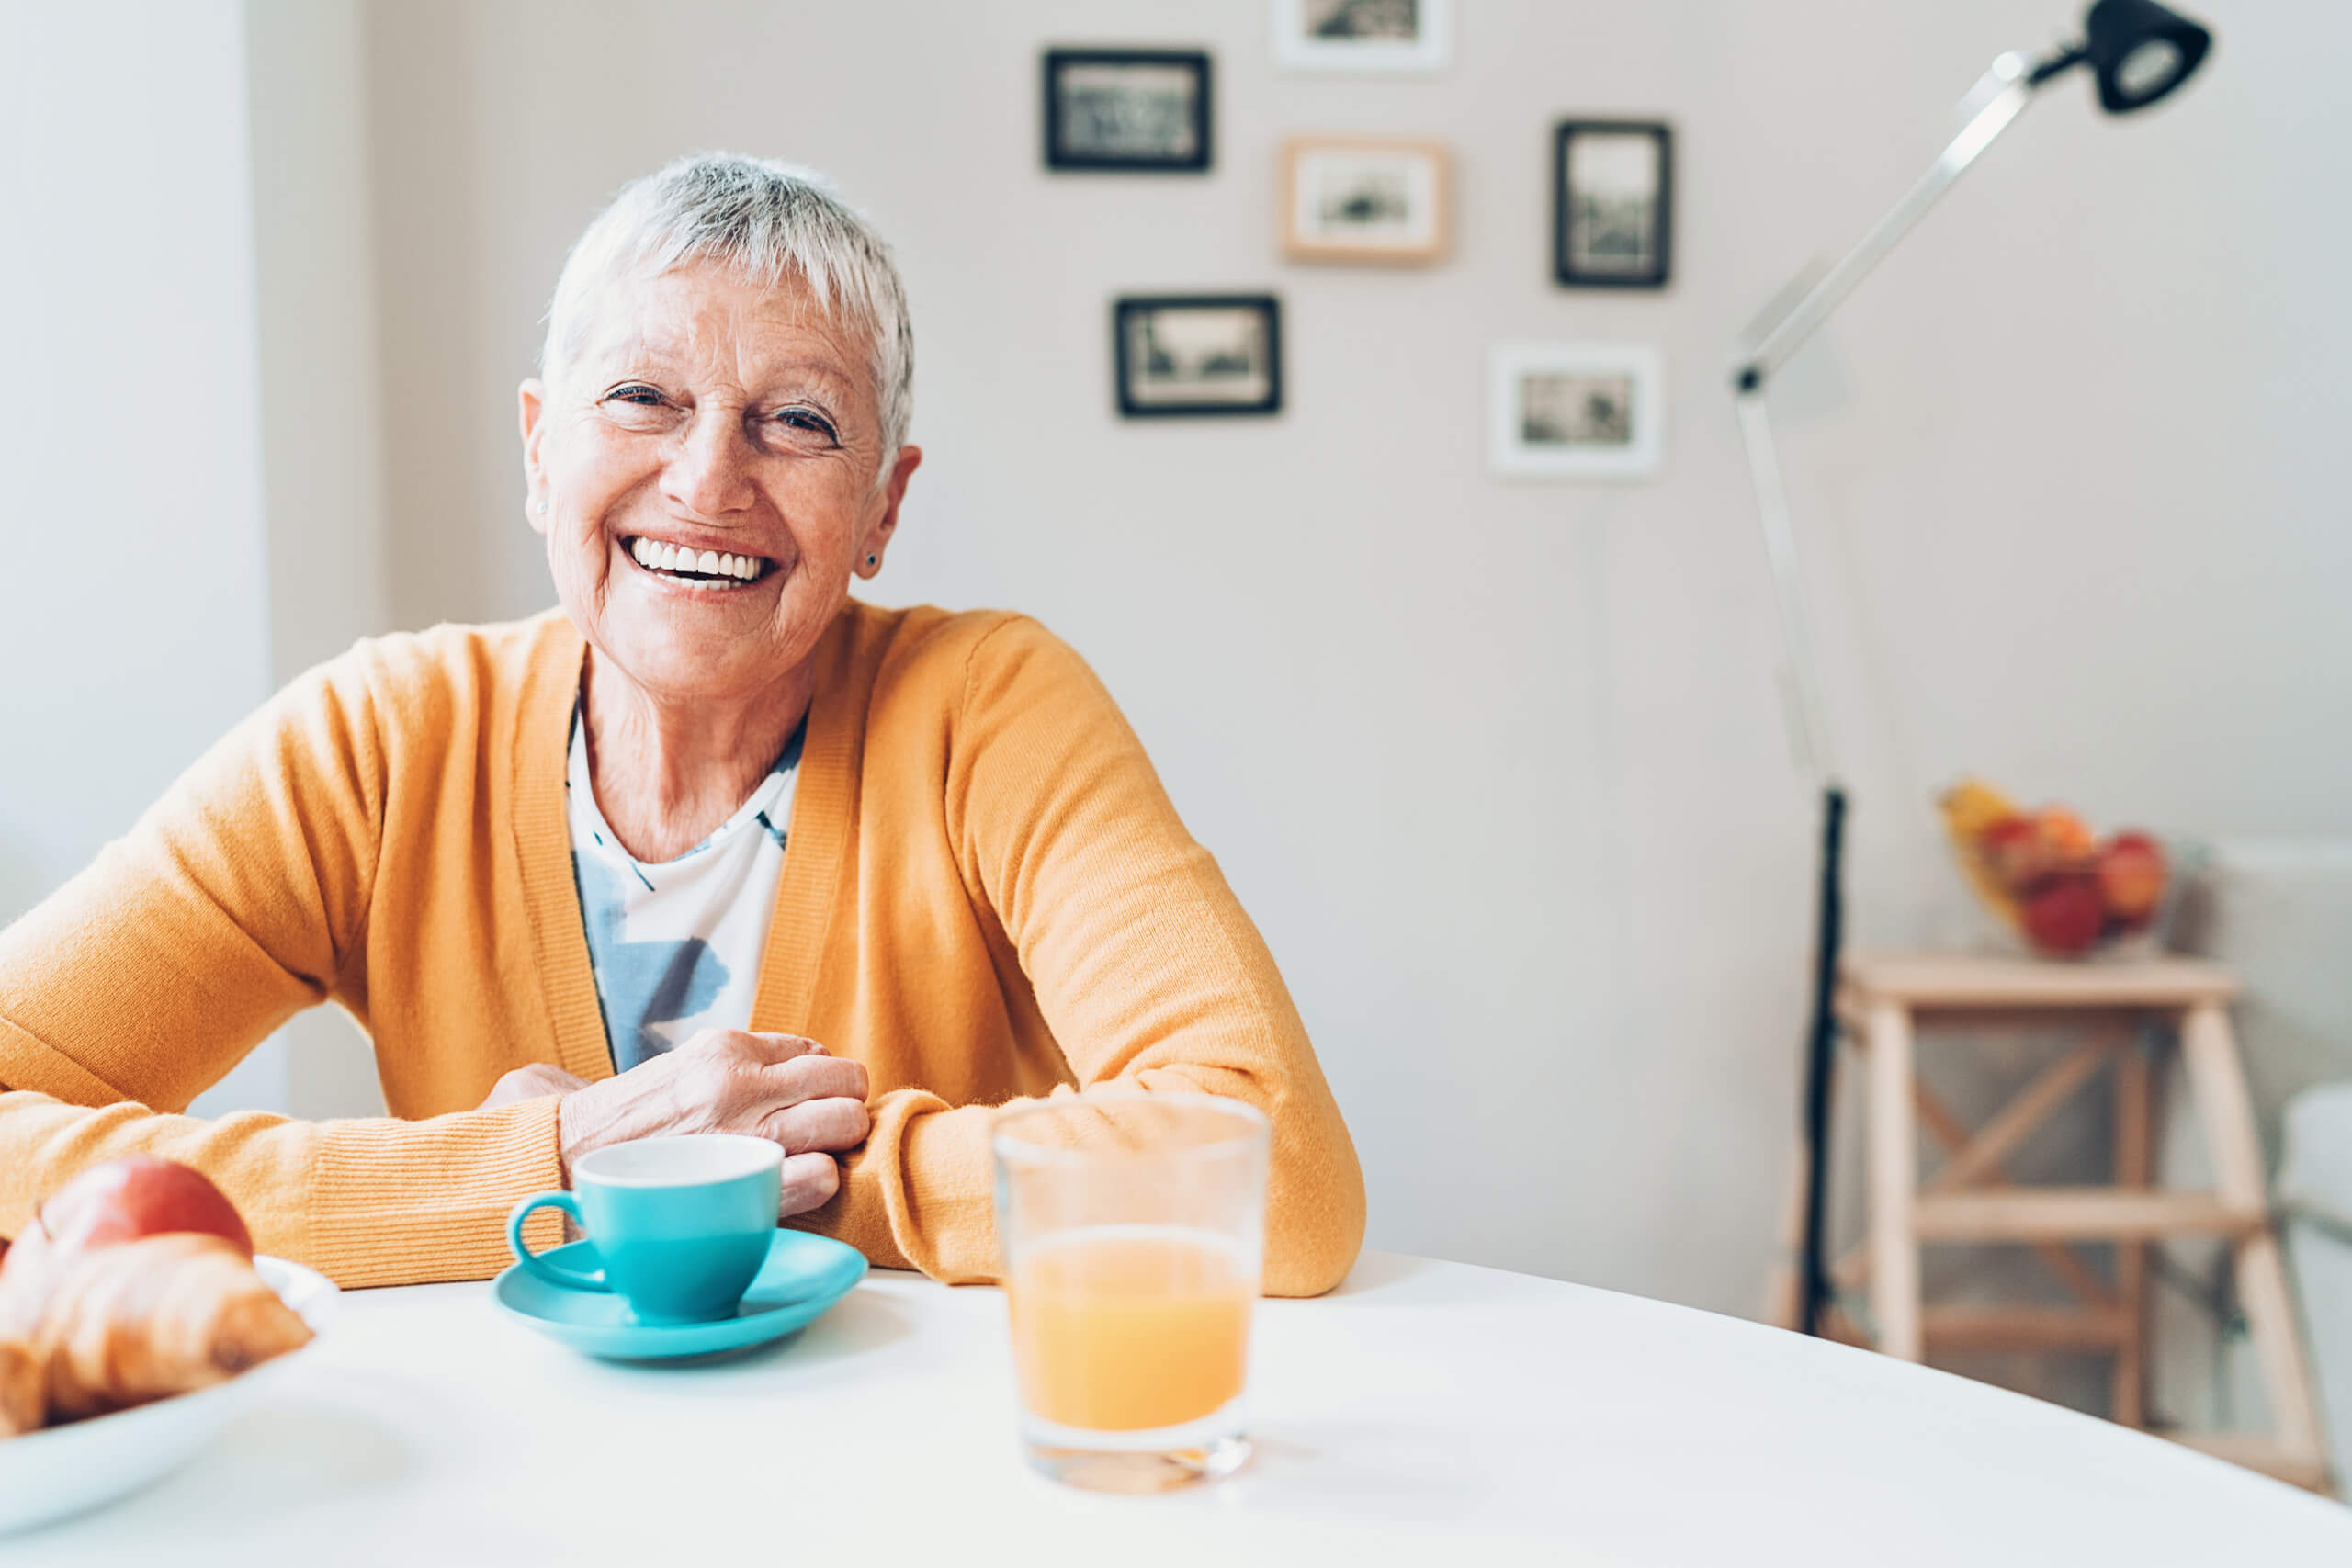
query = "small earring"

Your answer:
(535, 501), (548, 515)
(865, 553), (877, 568)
